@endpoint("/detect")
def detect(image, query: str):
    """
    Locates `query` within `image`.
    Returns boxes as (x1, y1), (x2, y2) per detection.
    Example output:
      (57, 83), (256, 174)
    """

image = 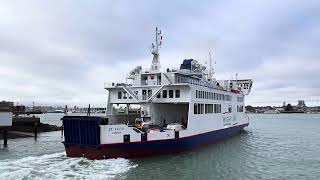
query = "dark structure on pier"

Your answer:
(0, 100), (60, 146)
